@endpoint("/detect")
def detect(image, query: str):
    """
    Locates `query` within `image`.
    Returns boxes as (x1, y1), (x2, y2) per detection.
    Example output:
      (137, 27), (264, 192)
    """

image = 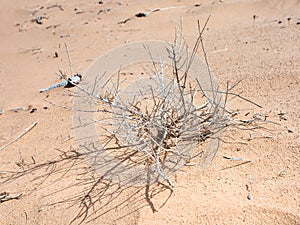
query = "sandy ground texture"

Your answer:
(0, 0), (299, 224)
